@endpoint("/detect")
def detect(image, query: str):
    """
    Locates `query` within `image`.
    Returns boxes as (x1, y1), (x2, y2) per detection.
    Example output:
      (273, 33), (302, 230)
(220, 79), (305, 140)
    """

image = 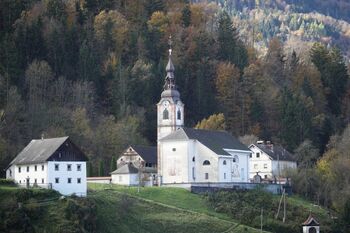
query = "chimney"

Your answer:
(257, 140), (264, 144)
